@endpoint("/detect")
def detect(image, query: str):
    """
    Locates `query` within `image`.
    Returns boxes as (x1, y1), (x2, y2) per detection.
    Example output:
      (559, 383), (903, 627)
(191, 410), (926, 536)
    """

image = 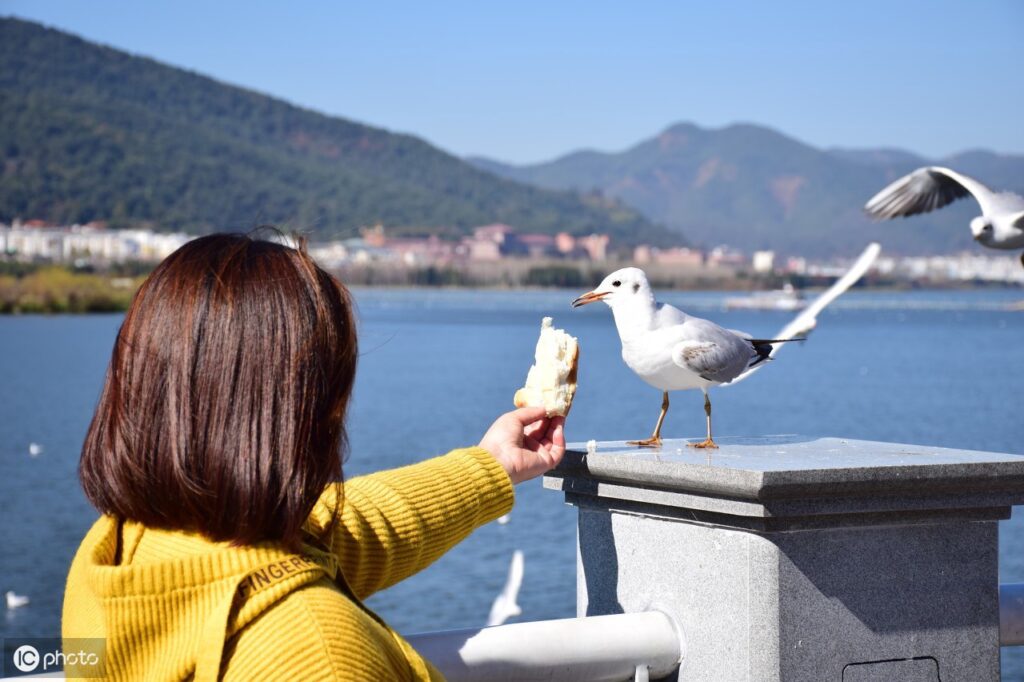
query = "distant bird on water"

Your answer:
(5, 591), (30, 610)
(864, 167), (1024, 266)
(572, 268), (802, 449)
(28, 443), (43, 457)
